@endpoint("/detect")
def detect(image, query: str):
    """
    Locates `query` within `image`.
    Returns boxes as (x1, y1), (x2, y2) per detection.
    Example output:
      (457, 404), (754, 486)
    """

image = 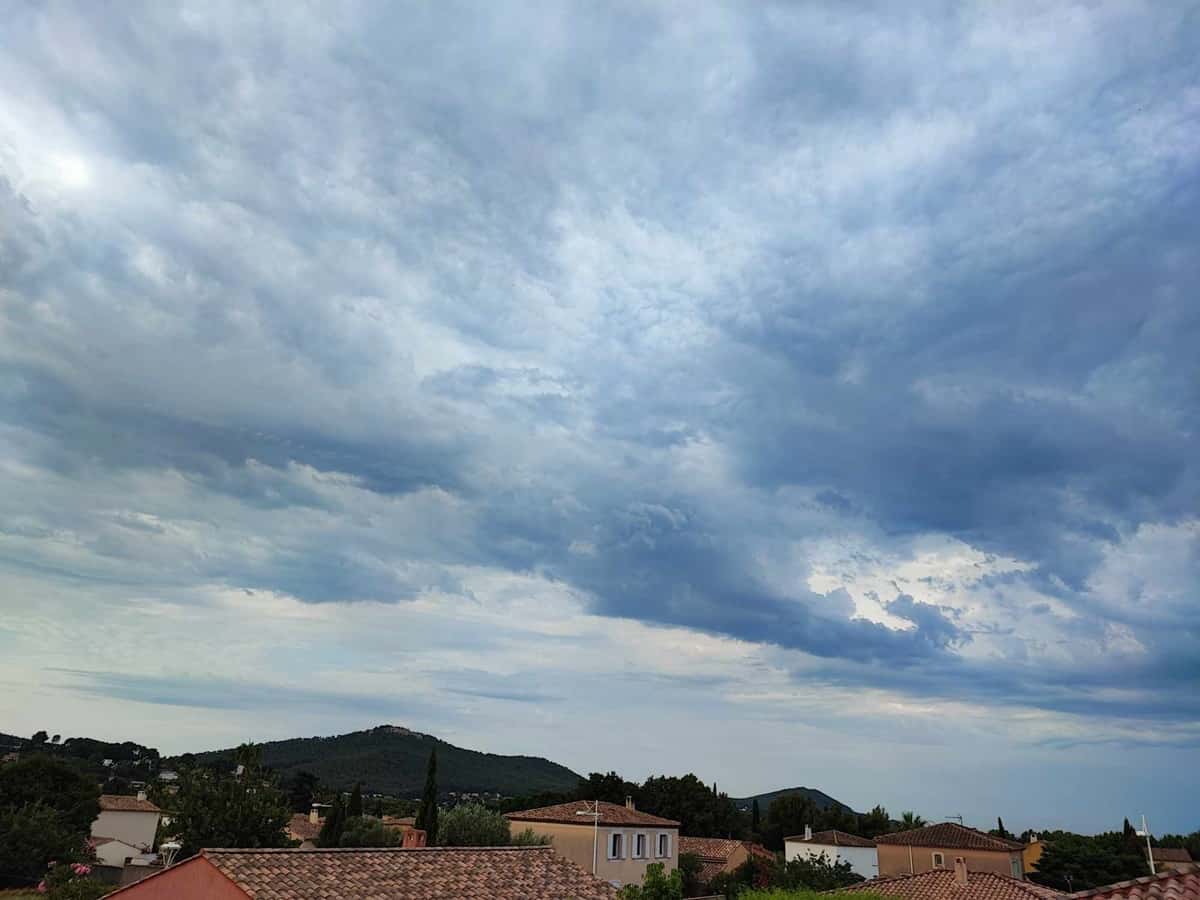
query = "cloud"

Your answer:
(0, 0), (1197, 831)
